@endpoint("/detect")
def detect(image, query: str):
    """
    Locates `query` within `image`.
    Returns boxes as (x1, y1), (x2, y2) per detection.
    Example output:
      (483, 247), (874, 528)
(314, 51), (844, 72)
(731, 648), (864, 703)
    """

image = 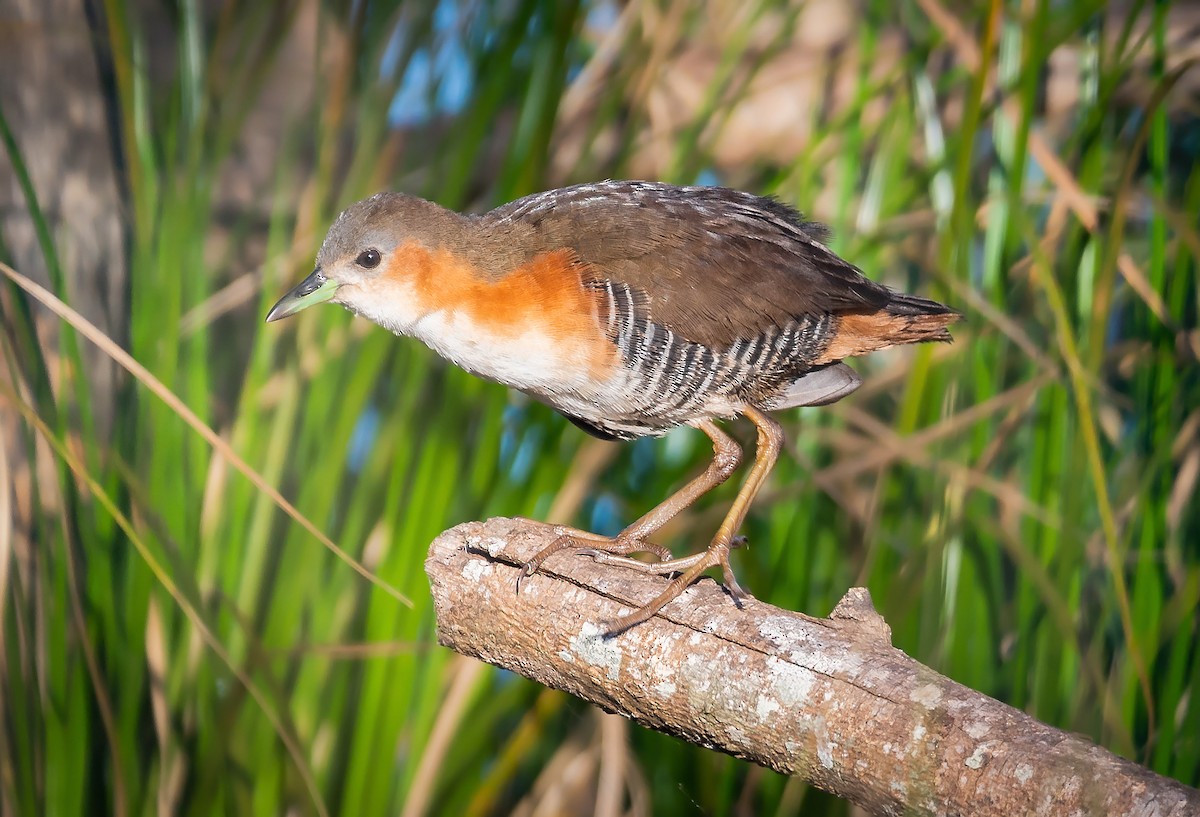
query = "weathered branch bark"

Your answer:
(426, 517), (1199, 817)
